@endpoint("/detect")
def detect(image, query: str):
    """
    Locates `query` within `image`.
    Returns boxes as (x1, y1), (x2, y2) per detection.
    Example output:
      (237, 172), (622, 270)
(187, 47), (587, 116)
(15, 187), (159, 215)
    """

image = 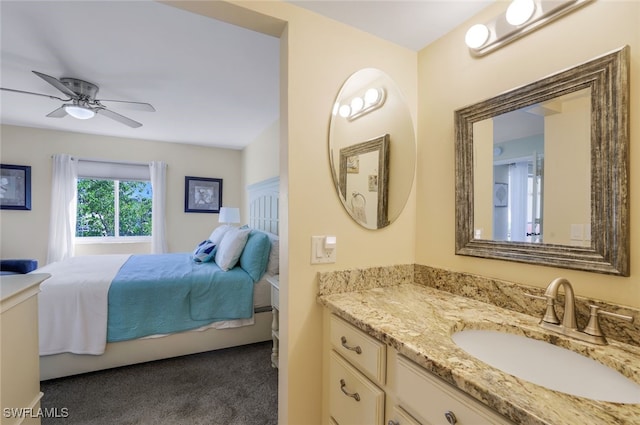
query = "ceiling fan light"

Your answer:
(65, 104), (95, 120)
